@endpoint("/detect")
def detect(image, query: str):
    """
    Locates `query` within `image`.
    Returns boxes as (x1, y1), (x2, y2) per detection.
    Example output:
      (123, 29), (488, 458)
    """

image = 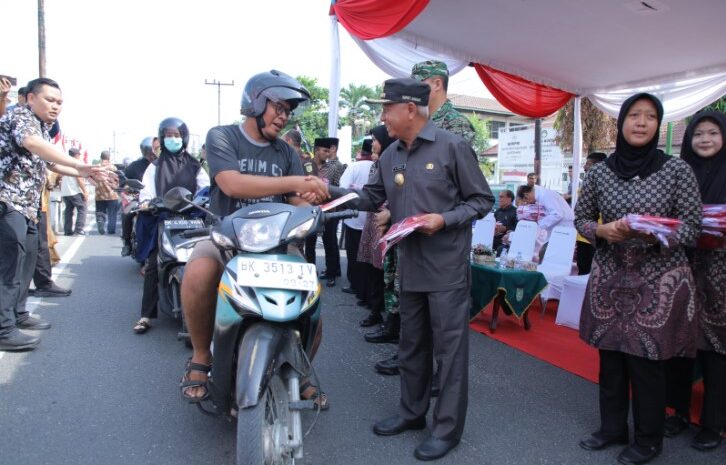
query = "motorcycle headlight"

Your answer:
(235, 213), (289, 253)
(287, 218), (315, 240)
(211, 230), (235, 249)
